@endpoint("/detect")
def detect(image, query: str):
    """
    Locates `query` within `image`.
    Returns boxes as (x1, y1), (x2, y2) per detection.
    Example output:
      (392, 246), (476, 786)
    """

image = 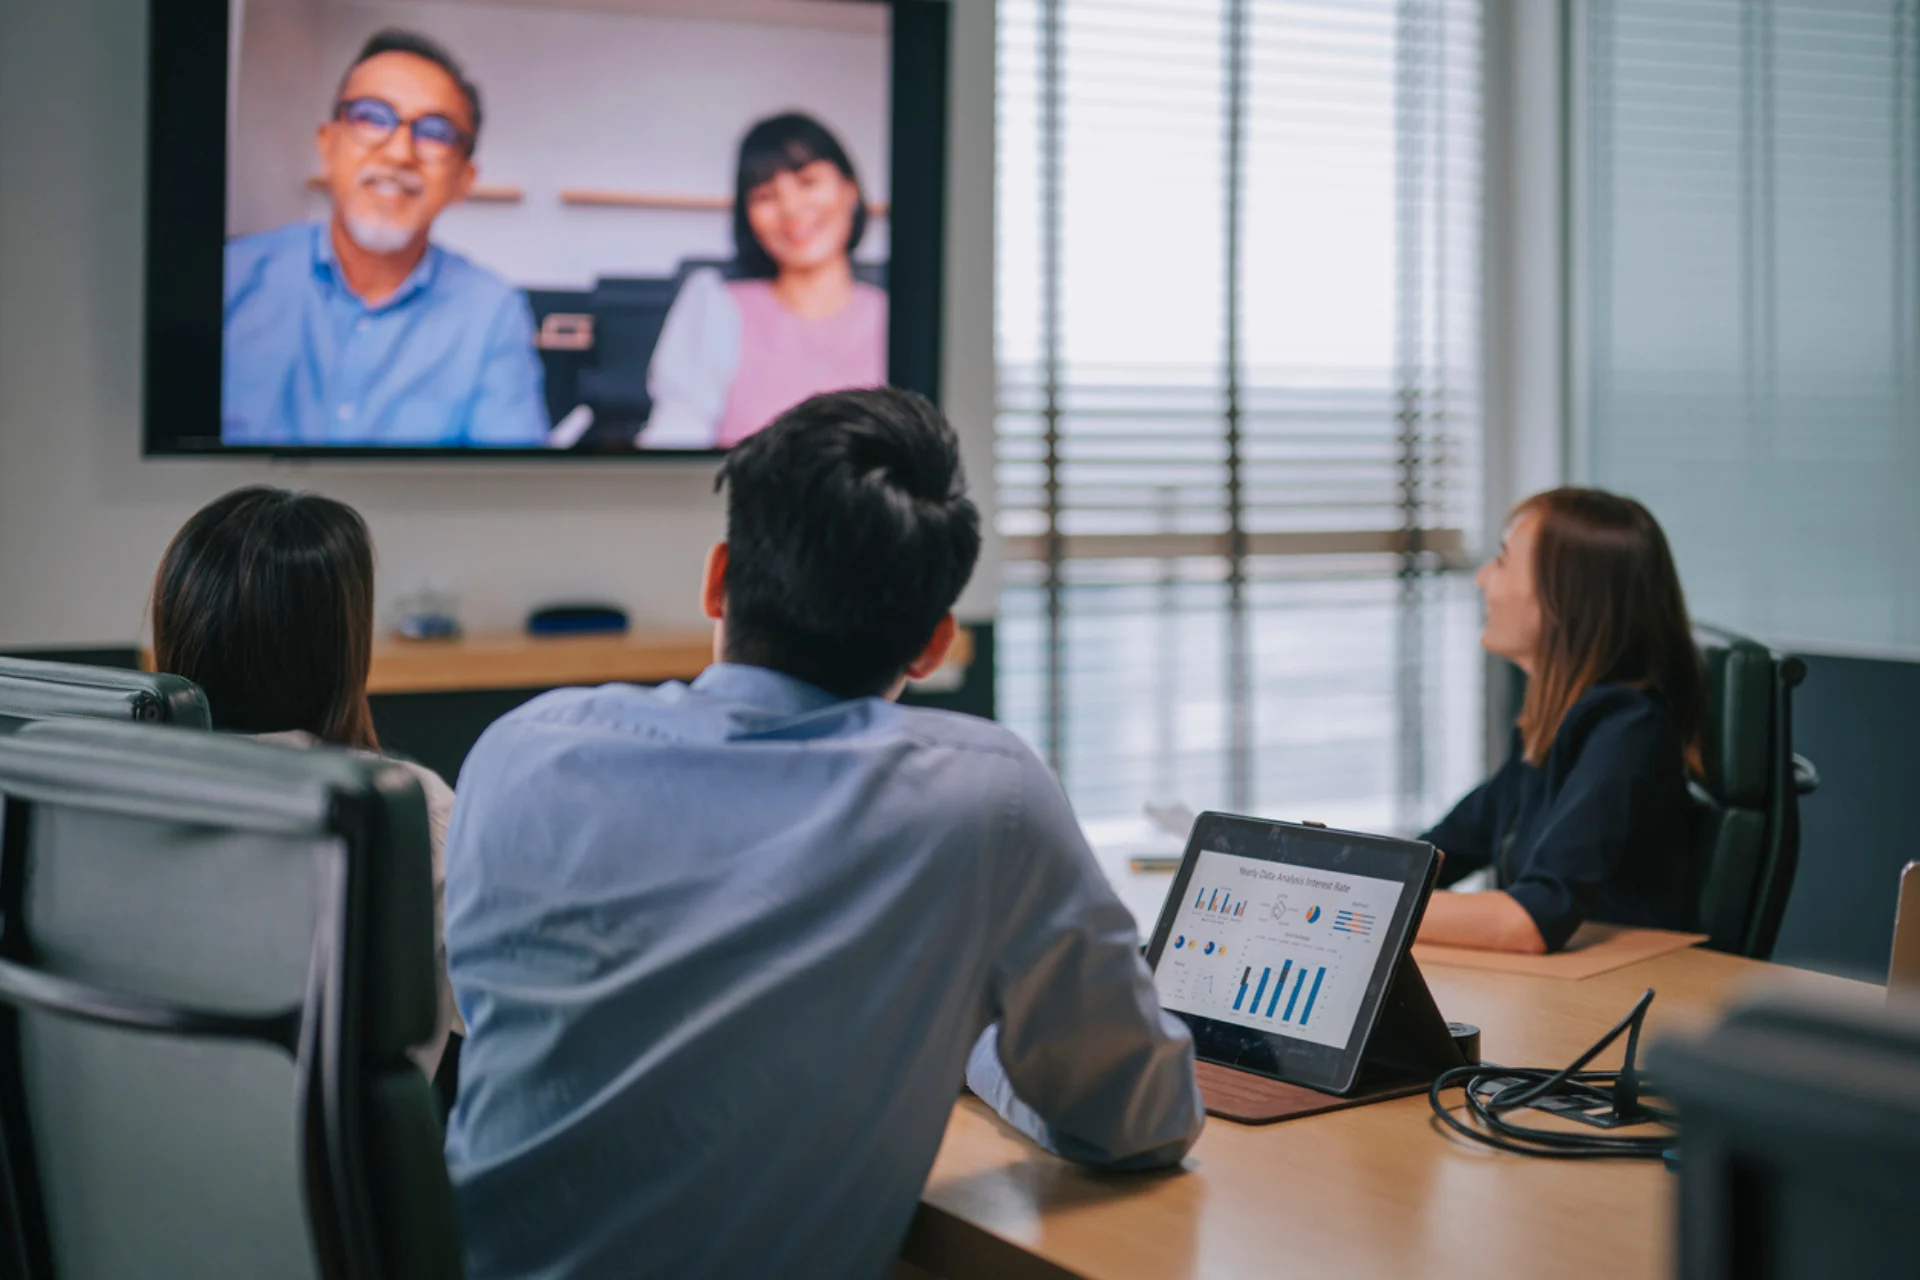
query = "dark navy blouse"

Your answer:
(1420, 683), (1692, 951)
